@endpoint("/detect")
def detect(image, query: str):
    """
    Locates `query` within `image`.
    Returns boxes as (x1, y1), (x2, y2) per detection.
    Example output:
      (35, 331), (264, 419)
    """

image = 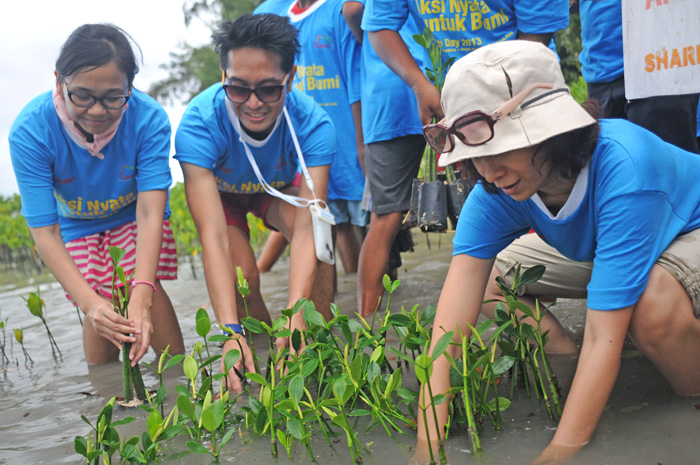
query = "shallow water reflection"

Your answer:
(0, 231), (697, 464)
